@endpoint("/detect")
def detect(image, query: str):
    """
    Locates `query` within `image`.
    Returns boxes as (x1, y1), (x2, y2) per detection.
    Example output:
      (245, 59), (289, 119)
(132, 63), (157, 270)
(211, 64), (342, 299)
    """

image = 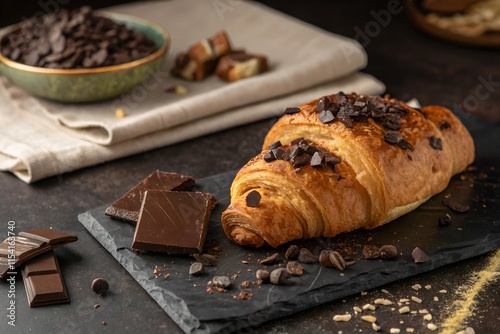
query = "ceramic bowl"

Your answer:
(0, 12), (170, 103)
